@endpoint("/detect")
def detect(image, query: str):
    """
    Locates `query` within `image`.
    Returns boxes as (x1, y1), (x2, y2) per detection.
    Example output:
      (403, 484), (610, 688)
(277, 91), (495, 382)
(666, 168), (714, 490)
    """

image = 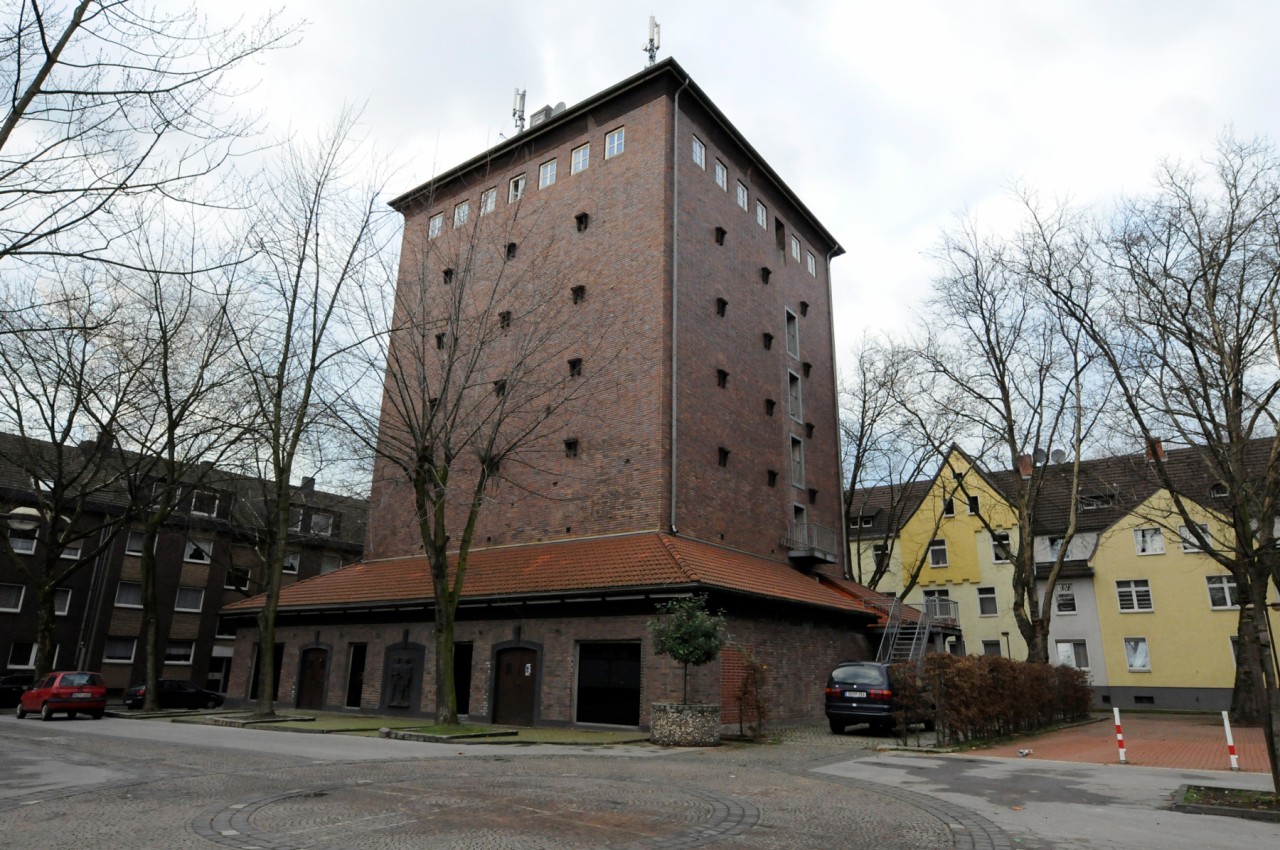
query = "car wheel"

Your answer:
(205, 697), (220, 710)
(828, 718), (845, 734)
(15, 703), (26, 719)
(90, 710), (103, 720)
(40, 703), (54, 721)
